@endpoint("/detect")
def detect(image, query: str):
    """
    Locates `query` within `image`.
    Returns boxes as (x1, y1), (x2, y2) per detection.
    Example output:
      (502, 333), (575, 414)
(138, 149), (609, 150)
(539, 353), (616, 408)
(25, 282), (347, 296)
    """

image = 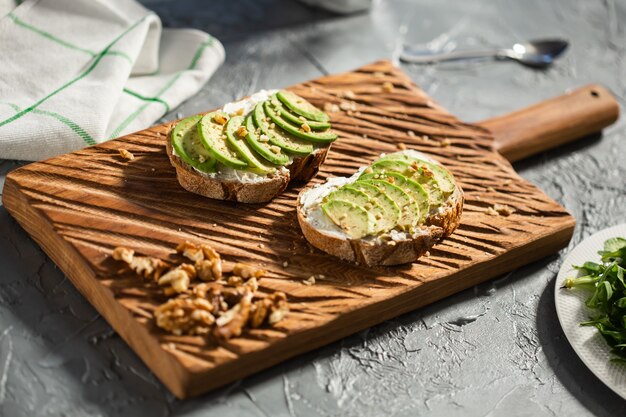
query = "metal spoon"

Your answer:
(400, 39), (569, 68)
